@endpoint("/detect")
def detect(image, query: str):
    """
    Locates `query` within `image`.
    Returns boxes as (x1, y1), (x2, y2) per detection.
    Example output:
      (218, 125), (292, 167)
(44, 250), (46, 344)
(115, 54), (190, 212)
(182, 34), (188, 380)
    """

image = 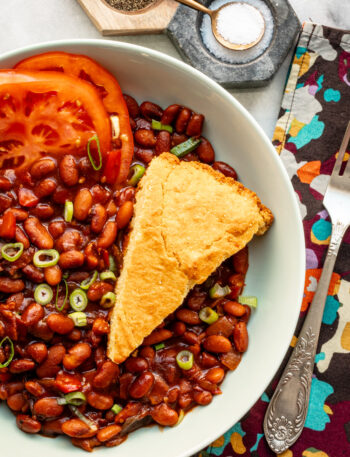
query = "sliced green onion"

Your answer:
(176, 350), (194, 371)
(154, 343), (165, 351)
(64, 201), (74, 222)
(56, 278), (68, 312)
(100, 291), (116, 309)
(238, 295), (258, 308)
(128, 164), (145, 187)
(175, 409), (185, 426)
(87, 135), (102, 171)
(33, 249), (60, 268)
(80, 270), (98, 290)
(0, 336), (14, 368)
(69, 312), (88, 327)
(151, 119), (173, 133)
(109, 254), (117, 272)
(199, 307), (219, 324)
(61, 392), (87, 406)
(70, 289), (88, 312)
(209, 283), (231, 299)
(1, 242), (24, 262)
(170, 137), (201, 158)
(100, 271), (117, 282)
(111, 404), (123, 415)
(69, 405), (97, 431)
(34, 283), (53, 306)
